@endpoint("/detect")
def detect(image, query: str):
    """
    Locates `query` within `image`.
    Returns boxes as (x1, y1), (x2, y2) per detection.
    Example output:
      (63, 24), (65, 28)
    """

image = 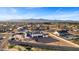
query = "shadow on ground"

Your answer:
(9, 40), (79, 51)
(32, 37), (59, 43)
